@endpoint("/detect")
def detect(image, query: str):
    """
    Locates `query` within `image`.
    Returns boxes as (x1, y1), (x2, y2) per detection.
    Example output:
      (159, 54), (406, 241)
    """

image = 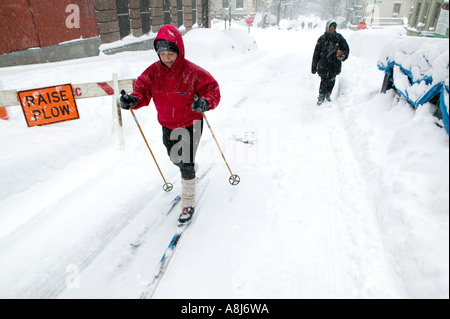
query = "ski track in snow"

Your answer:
(152, 32), (402, 298)
(0, 25), (447, 299)
(0, 157), (173, 298)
